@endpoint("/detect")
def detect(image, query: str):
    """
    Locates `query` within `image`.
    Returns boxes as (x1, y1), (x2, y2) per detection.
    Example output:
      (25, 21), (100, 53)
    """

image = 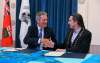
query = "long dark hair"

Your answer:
(72, 13), (85, 29)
